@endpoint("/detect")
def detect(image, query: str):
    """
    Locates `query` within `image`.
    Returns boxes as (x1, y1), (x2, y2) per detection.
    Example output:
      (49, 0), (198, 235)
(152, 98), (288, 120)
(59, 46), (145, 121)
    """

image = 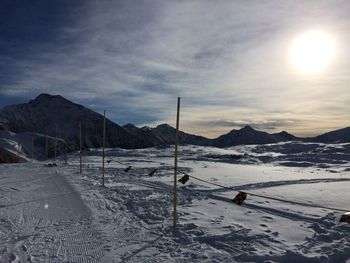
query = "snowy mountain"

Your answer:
(125, 124), (301, 148)
(123, 123), (213, 146)
(0, 94), (349, 157)
(271, 130), (299, 141)
(214, 125), (299, 147)
(0, 94), (148, 149)
(311, 126), (350, 143)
